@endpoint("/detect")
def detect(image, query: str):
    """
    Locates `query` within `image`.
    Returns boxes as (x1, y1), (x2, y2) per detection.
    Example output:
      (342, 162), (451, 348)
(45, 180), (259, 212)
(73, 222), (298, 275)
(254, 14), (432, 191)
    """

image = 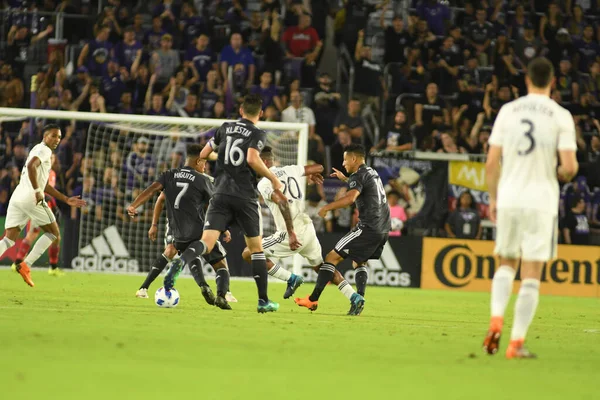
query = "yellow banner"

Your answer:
(448, 161), (488, 191)
(421, 238), (600, 297)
